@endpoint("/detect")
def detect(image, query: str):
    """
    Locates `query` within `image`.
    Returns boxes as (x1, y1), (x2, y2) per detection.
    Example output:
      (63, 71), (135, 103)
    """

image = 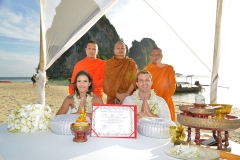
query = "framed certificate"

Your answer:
(90, 104), (137, 138)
